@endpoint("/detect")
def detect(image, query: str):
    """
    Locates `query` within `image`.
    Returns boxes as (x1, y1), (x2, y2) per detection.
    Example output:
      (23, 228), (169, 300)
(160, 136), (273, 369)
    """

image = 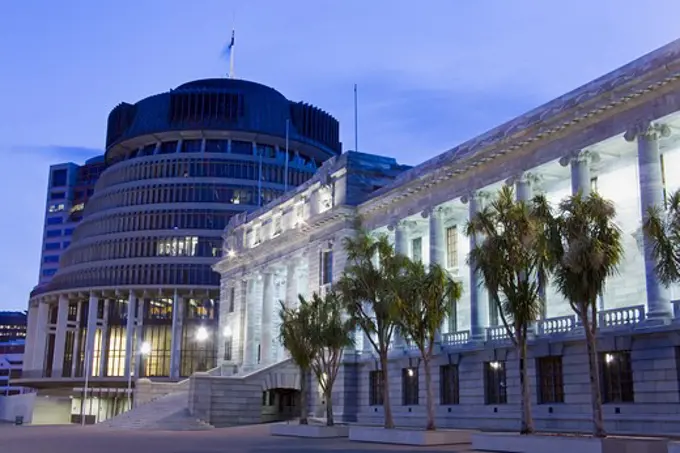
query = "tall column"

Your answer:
(84, 293), (99, 378)
(124, 292), (136, 379)
(52, 294), (69, 377)
(71, 300), (83, 377)
(169, 290), (184, 379)
(625, 121), (673, 321)
(462, 192), (488, 340)
(260, 271), (275, 365)
(243, 276), (259, 369)
(506, 172), (535, 202)
(31, 301), (49, 374)
(423, 206), (448, 342)
(388, 220), (411, 349)
(285, 260), (299, 309)
(135, 297), (146, 377)
(99, 299), (110, 377)
(560, 150), (596, 197)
